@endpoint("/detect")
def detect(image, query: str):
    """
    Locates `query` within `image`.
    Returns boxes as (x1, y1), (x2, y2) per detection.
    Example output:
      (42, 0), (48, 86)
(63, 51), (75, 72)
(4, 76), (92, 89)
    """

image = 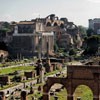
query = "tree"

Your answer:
(86, 28), (95, 37)
(1, 22), (11, 32)
(69, 48), (77, 55)
(3, 22), (10, 28)
(83, 35), (100, 55)
(78, 25), (87, 37)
